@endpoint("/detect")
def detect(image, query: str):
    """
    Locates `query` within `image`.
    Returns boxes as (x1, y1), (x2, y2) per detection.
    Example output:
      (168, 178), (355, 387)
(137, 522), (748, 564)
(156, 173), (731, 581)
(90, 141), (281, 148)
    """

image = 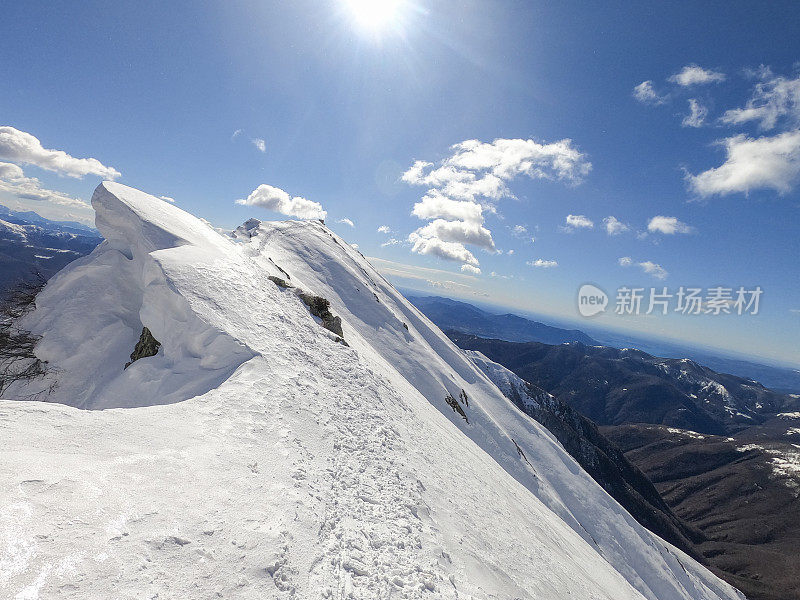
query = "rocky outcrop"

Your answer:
(124, 326), (161, 369)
